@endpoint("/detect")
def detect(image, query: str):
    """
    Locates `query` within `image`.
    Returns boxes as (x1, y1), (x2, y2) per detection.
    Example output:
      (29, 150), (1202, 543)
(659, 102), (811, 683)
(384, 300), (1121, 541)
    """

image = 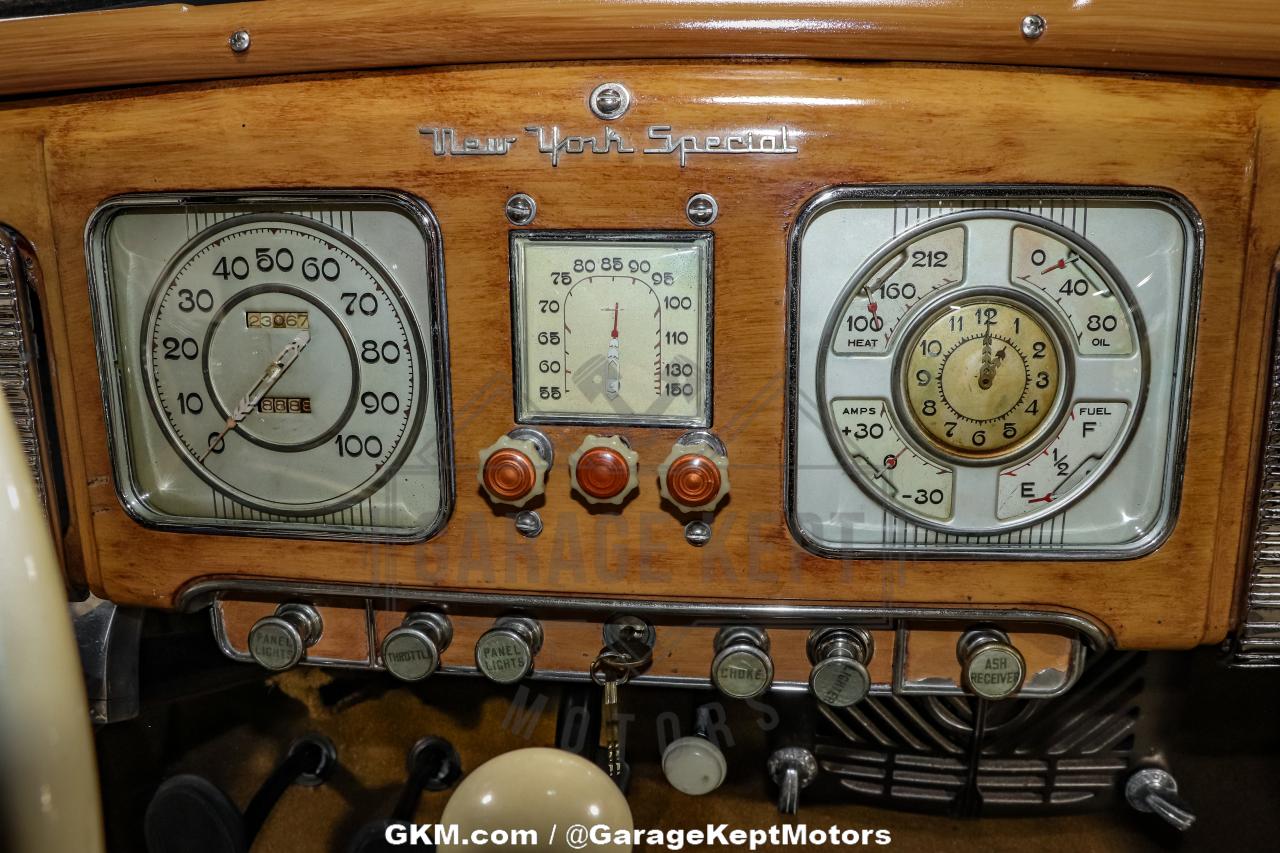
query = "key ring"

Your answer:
(589, 647), (650, 686)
